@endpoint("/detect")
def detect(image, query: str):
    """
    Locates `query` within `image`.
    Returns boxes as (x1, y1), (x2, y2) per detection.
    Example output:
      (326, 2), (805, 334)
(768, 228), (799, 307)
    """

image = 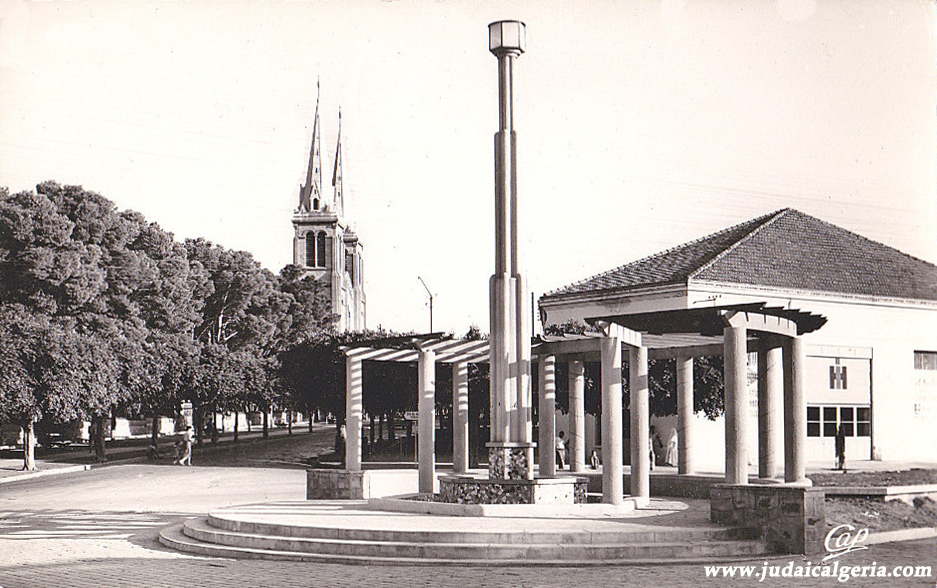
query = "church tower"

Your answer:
(292, 90), (366, 333)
